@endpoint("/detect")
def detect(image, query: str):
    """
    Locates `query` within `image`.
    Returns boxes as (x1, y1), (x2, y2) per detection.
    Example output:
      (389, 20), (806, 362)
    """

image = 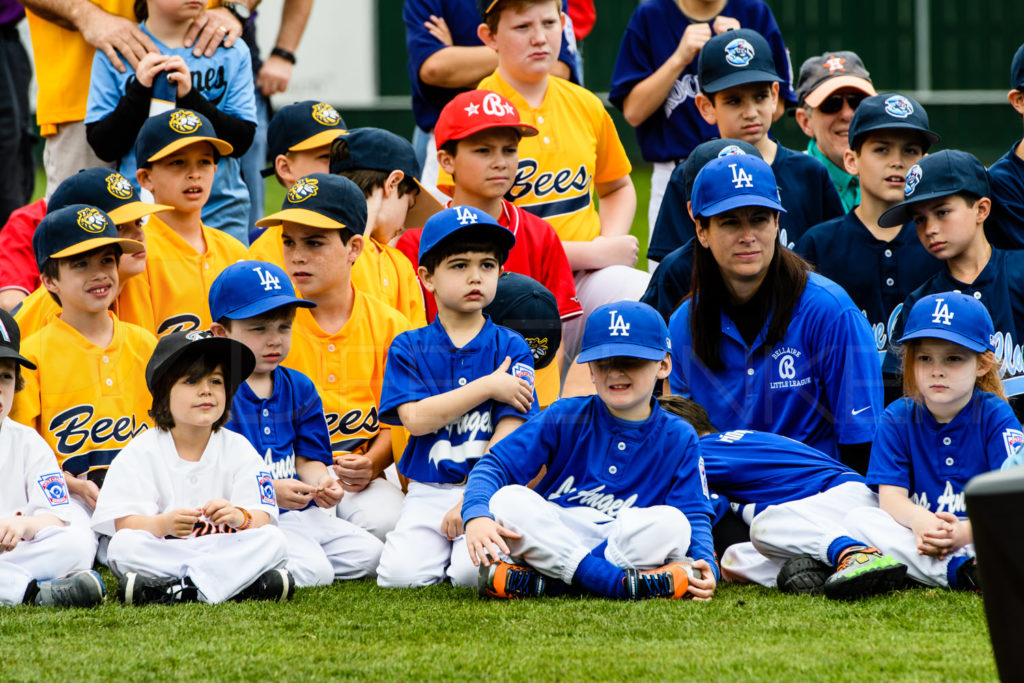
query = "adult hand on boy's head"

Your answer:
(184, 7), (243, 59)
(465, 516), (521, 568)
(273, 479), (316, 510)
(77, 5), (158, 73)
